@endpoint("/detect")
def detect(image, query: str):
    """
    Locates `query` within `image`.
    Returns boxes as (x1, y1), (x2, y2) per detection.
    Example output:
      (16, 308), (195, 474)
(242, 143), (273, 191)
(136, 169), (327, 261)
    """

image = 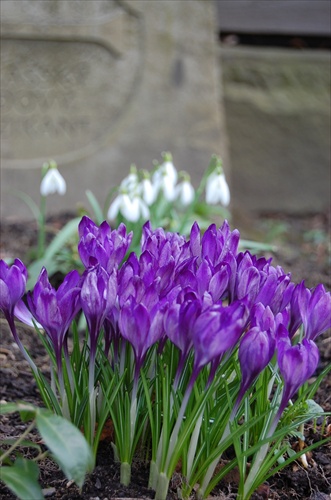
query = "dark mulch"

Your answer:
(0, 212), (330, 499)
